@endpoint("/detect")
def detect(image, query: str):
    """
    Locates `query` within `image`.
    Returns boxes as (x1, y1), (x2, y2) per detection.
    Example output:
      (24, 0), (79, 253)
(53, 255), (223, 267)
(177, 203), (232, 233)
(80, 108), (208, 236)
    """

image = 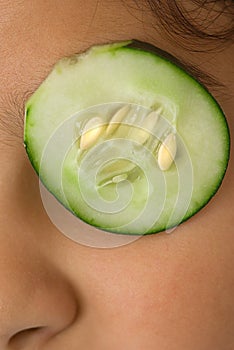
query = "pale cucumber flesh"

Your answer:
(24, 41), (230, 234)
